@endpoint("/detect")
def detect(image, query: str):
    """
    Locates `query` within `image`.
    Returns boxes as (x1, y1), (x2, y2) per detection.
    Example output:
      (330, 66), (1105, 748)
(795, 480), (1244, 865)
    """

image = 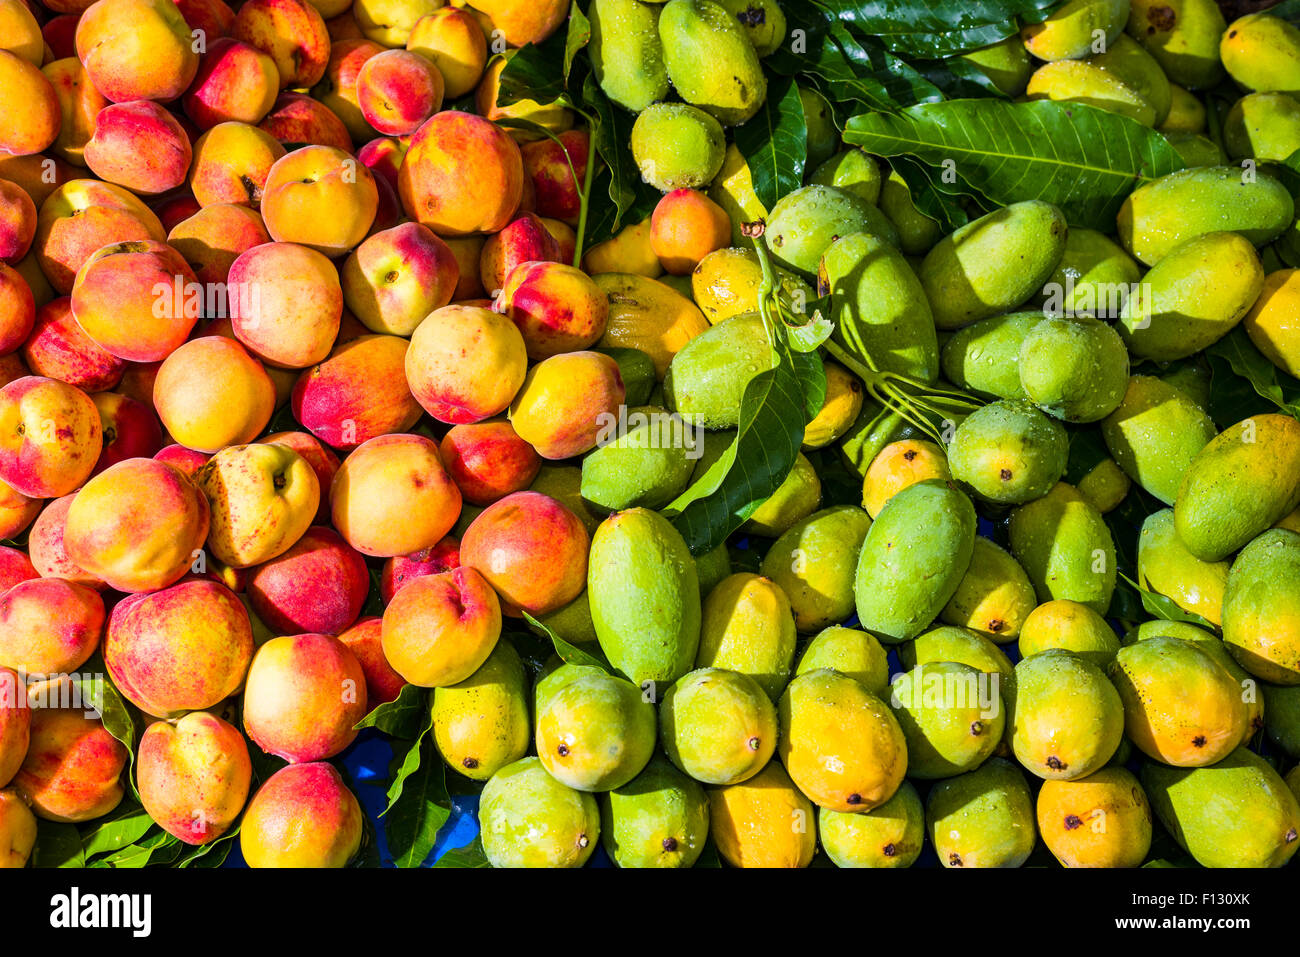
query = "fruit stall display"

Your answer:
(1, 0), (1300, 871)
